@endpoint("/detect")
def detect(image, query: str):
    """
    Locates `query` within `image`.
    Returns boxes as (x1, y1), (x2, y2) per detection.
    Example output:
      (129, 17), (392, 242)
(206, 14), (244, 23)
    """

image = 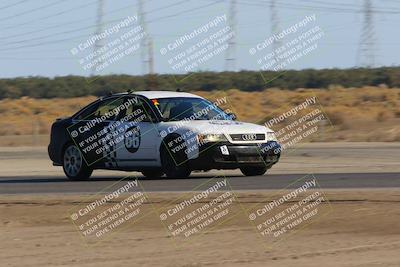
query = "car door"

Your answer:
(112, 96), (161, 168)
(69, 96), (125, 168)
